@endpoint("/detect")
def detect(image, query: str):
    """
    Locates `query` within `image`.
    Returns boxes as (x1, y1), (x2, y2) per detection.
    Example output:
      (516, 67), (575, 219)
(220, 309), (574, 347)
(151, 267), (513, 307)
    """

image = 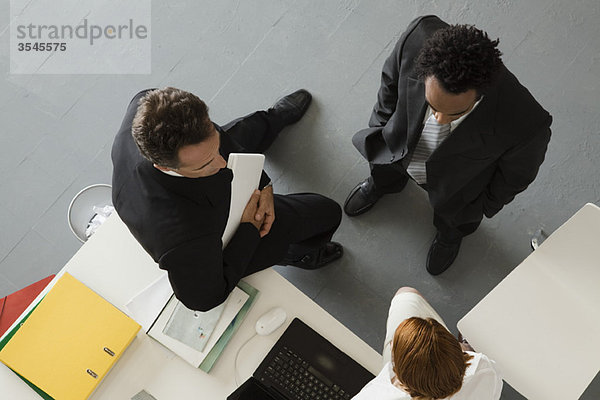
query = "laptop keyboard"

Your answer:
(259, 346), (352, 400)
